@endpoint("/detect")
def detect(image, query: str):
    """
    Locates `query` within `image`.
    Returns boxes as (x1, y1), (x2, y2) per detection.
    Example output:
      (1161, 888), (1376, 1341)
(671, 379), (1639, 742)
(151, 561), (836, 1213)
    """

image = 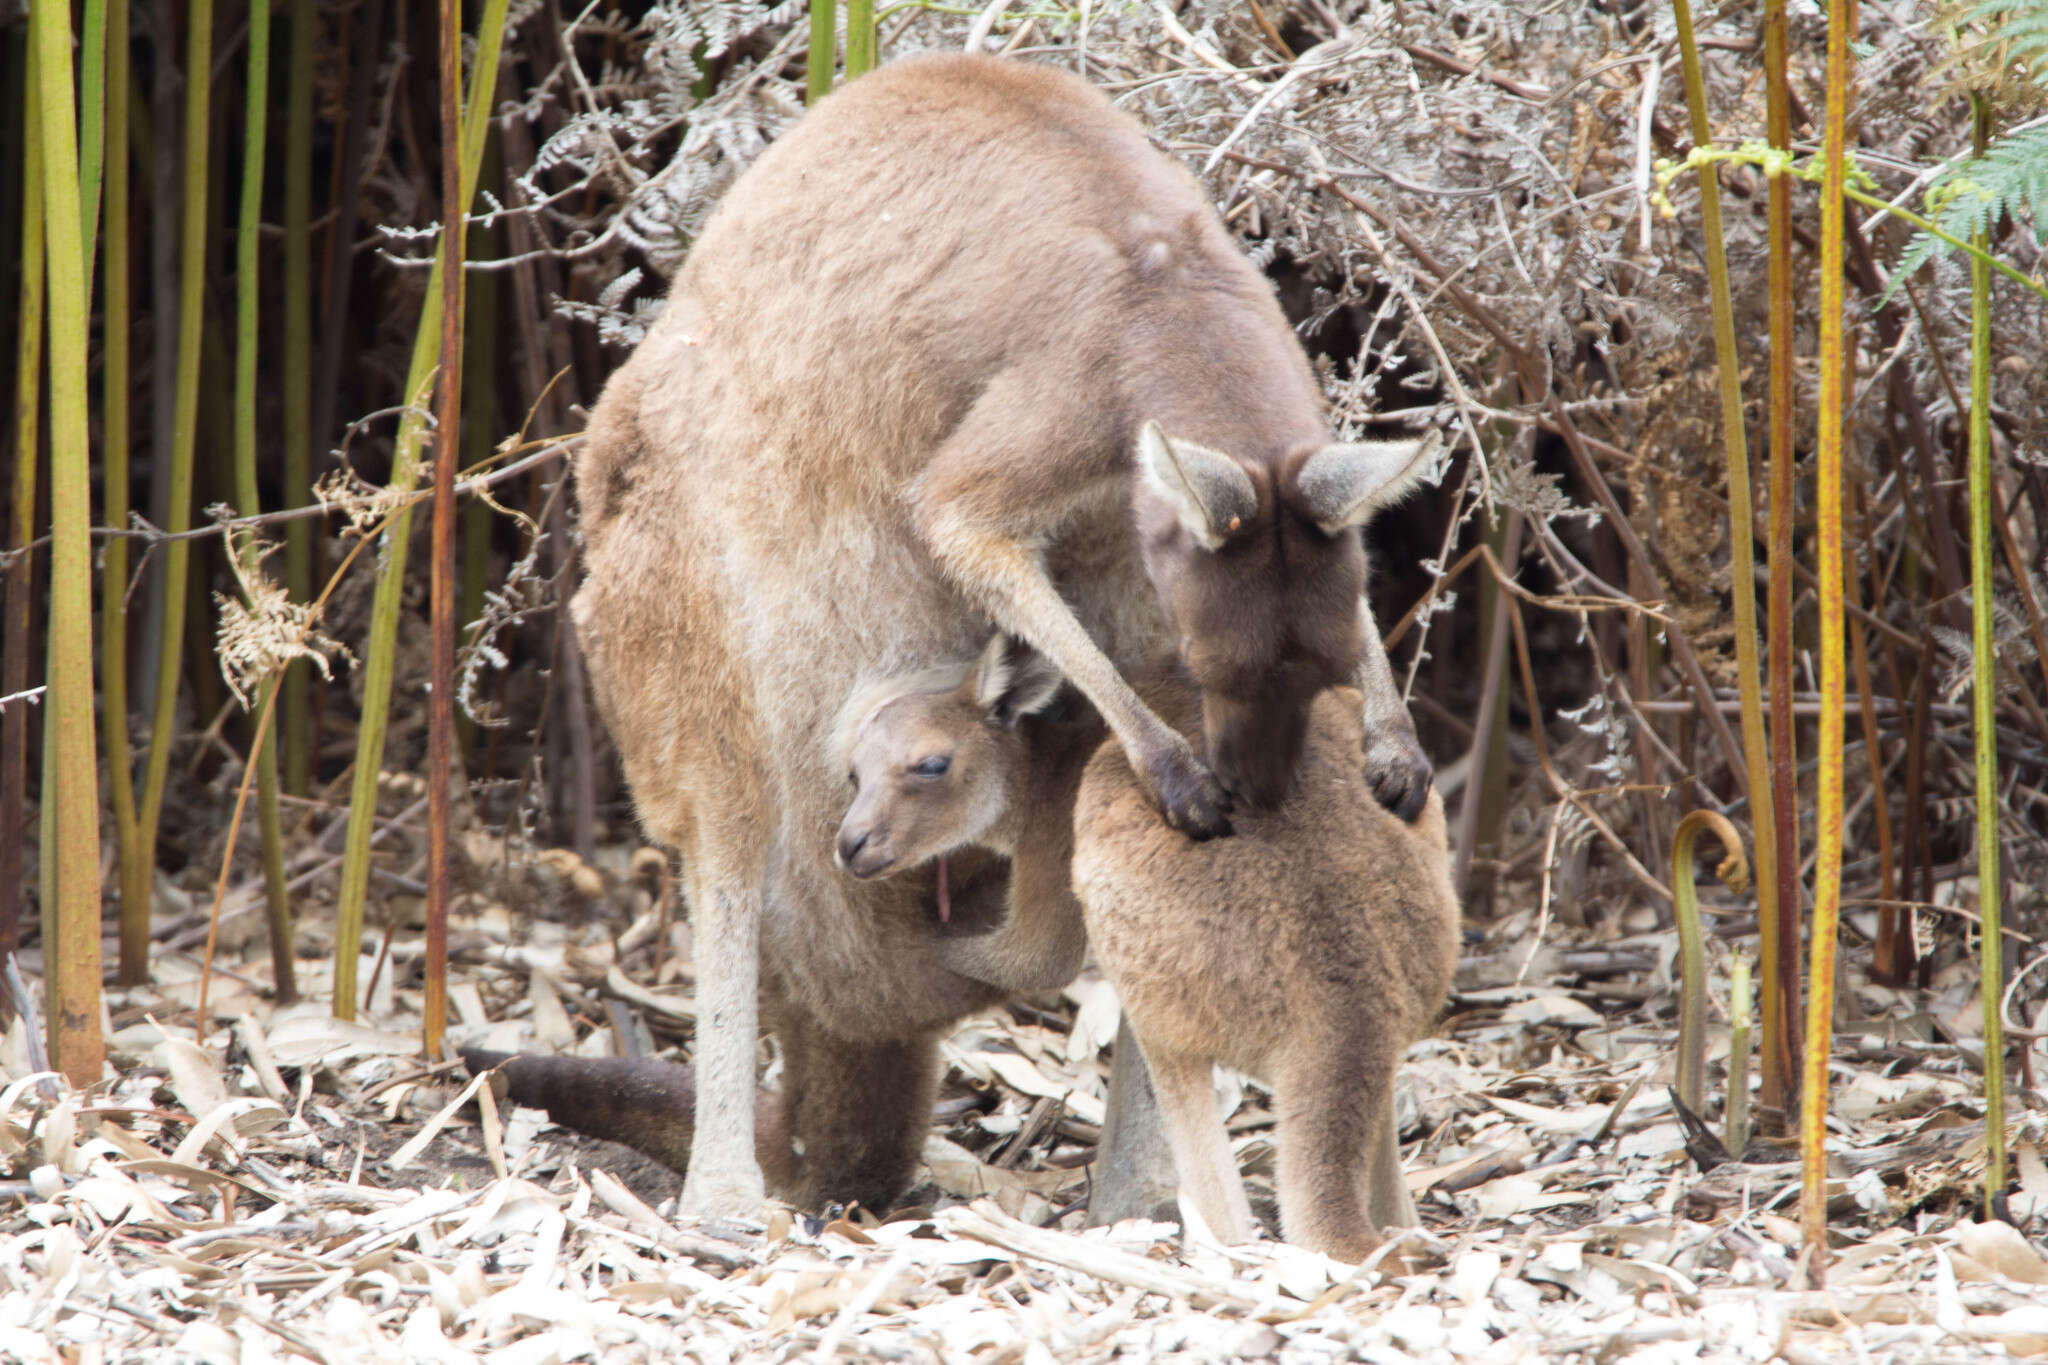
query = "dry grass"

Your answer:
(3, 838), (2045, 1363)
